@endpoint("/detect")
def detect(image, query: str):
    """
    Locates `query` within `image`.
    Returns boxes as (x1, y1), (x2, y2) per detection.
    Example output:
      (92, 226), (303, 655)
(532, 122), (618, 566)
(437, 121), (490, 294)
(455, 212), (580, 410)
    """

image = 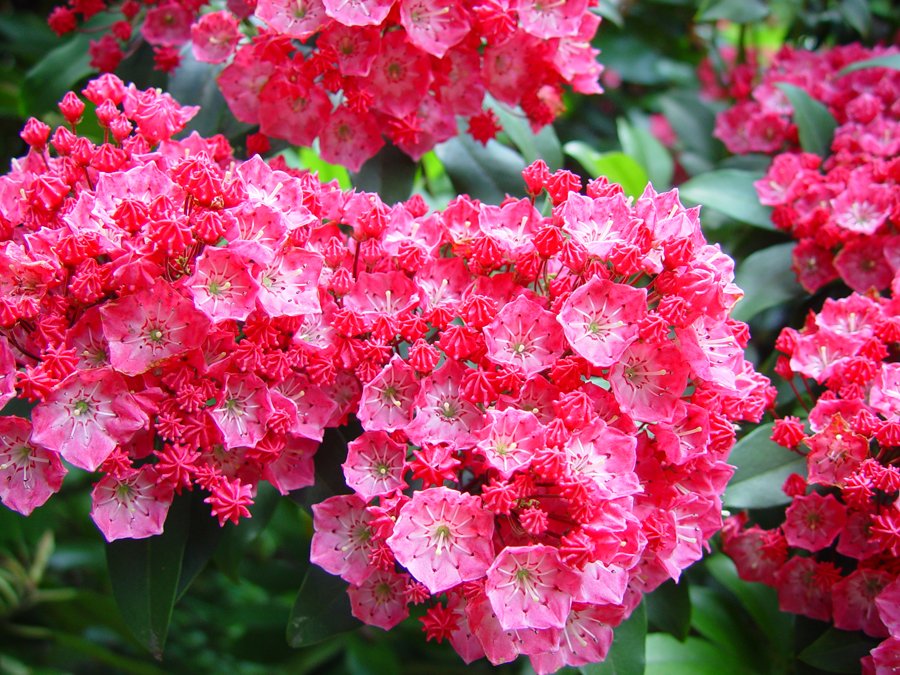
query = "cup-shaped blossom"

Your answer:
(347, 568), (410, 631)
(100, 280), (210, 376)
(475, 408), (543, 479)
(484, 295), (565, 377)
(0, 417), (67, 516)
(386, 487), (495, 594)
(609, 341), (689, 424)
(557, 278), (645, 368)
(256, 249), (324, 317)
(485, 545), (581, 631)
(90, 466), (174, 541)
(783, 492), (847, 552)
(210, 373), (274, 450)
(342, 430), (408, 501)
(310, 494), (379, 585)
(187, 247), (261, 322)
(357, 356), (420, 432)
(31, 368), (147, 472)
